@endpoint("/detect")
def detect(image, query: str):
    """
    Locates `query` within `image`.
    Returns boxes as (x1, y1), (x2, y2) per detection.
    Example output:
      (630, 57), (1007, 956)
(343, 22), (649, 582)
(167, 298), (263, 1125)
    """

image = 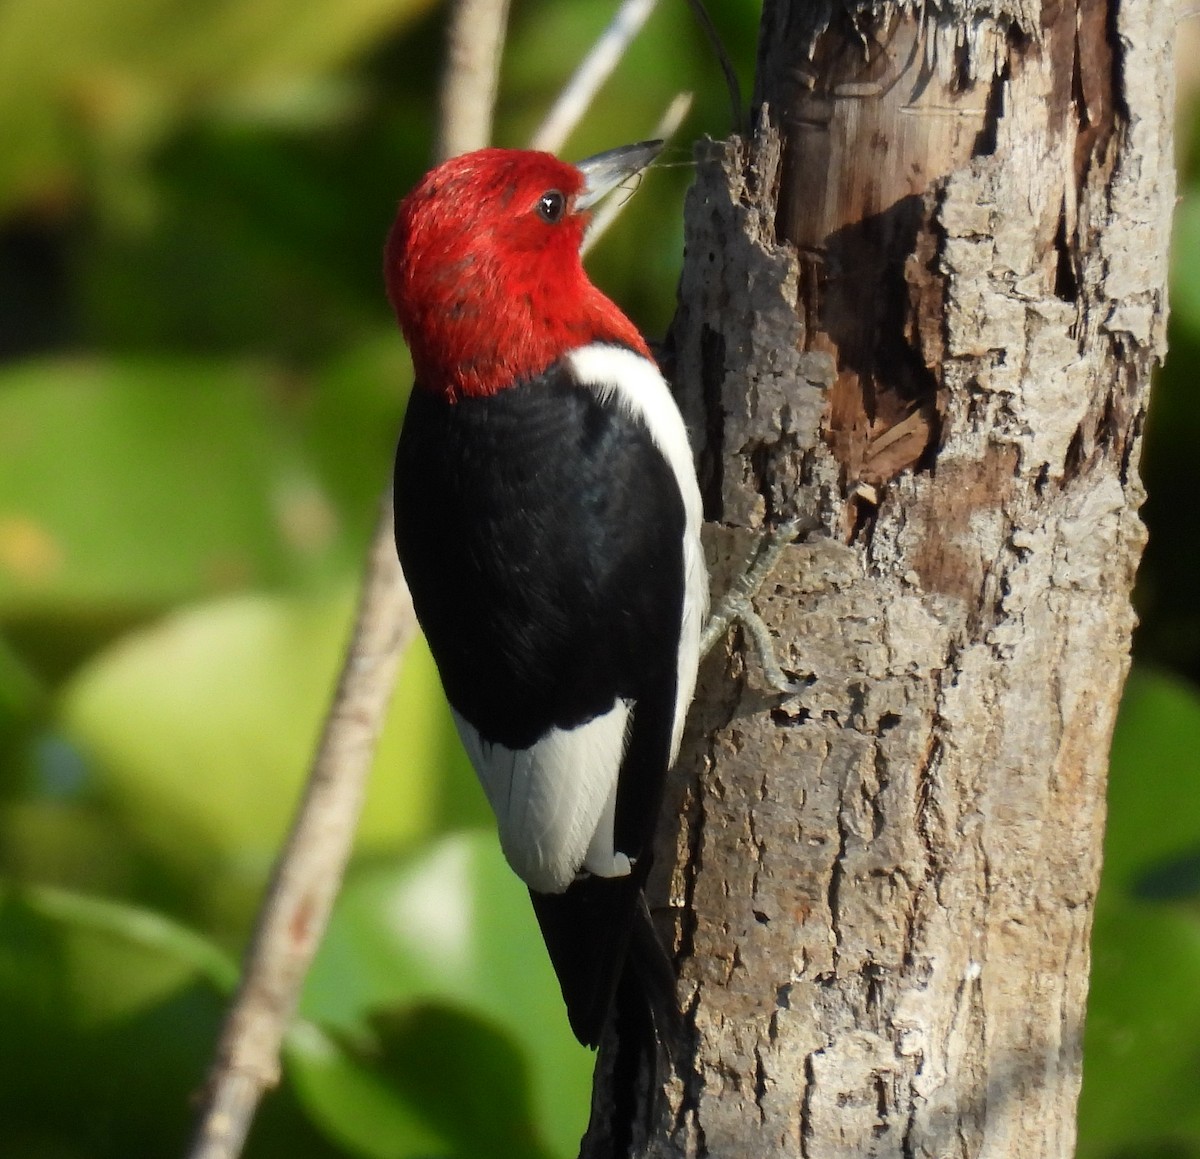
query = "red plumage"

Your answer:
(384, 148), (650, 400)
